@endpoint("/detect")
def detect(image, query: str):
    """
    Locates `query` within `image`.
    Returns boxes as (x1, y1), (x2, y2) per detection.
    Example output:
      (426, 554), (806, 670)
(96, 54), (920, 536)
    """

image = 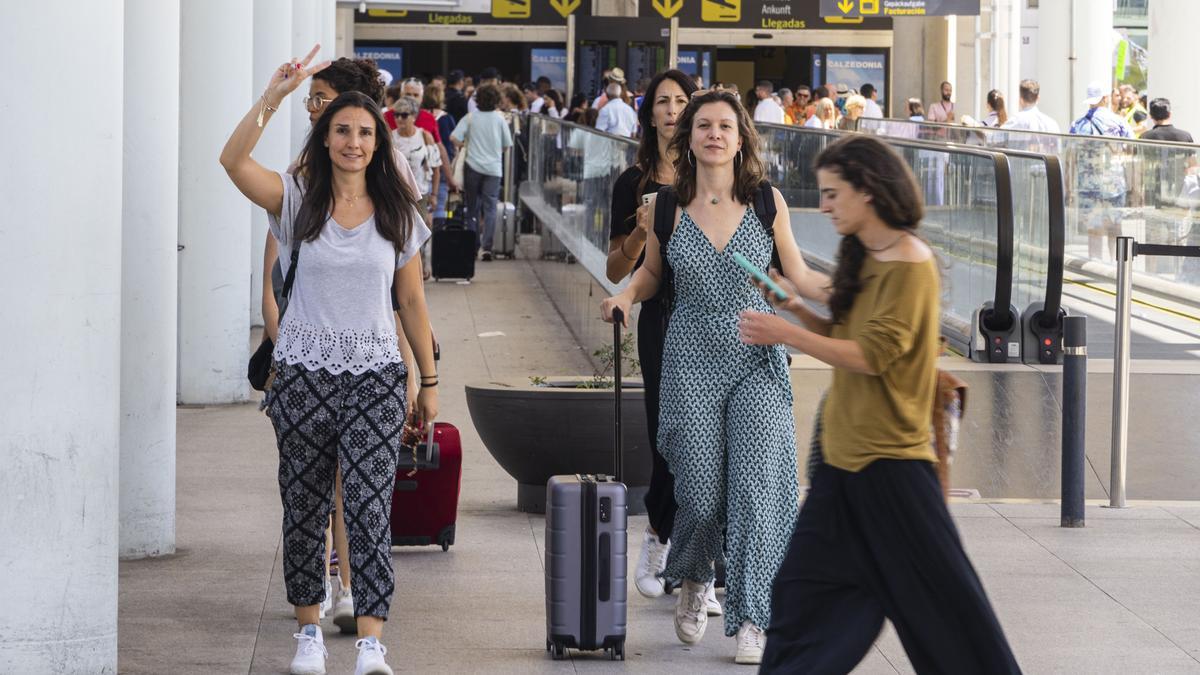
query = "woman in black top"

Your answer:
(605, 68), (697, 601)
